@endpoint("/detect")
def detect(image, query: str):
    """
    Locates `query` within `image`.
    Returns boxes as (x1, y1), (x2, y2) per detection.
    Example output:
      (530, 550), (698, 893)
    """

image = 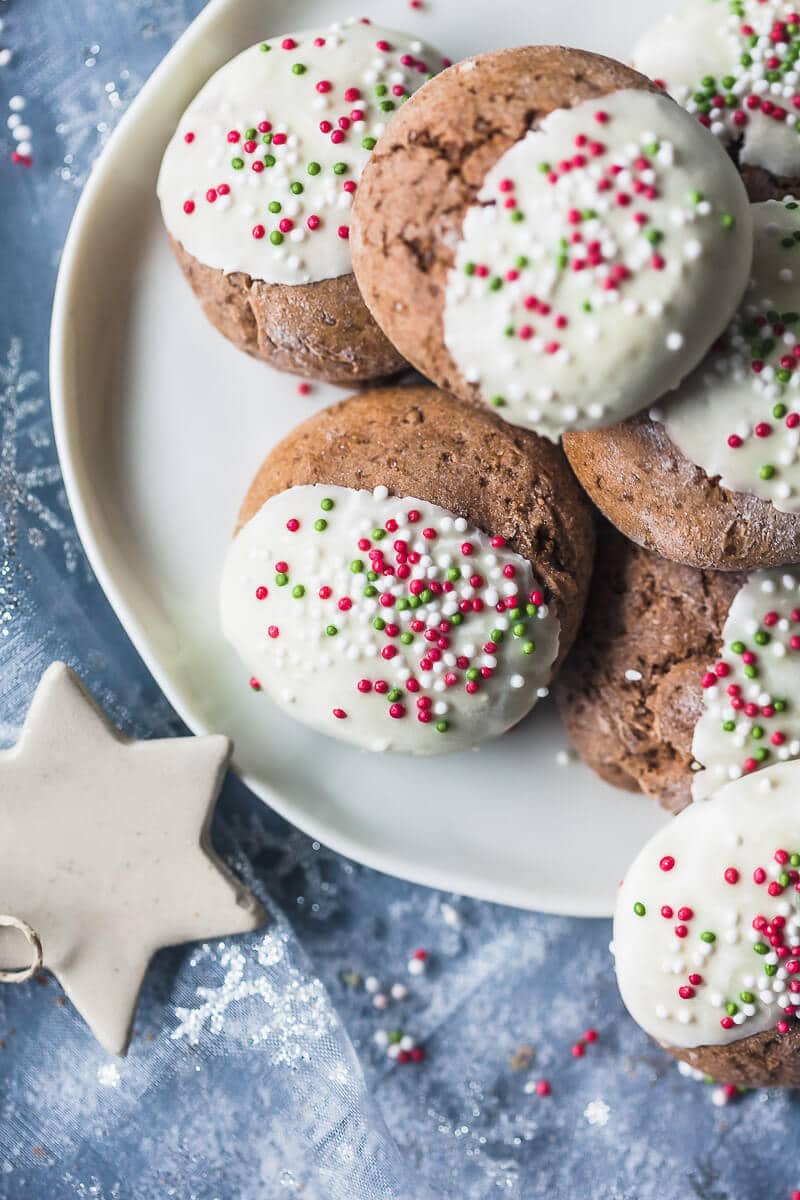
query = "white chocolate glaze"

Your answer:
(692, 567), (800, 800)
(442, 89), (752, 440)
(219, 484), (560, 754)
(661, 199), (800, 511)
(634, 0), (800, 180)
(158, 19), (445, 285)
(615, 761), (800, 1050)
